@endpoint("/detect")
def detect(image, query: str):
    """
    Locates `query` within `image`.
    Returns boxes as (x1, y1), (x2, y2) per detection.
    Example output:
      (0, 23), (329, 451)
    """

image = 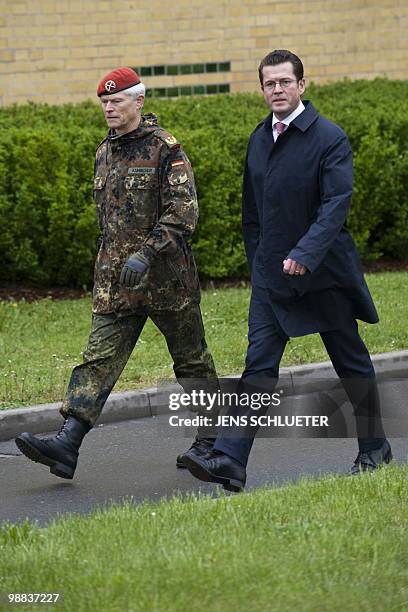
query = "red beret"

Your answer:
(97, 67), (141, 97)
